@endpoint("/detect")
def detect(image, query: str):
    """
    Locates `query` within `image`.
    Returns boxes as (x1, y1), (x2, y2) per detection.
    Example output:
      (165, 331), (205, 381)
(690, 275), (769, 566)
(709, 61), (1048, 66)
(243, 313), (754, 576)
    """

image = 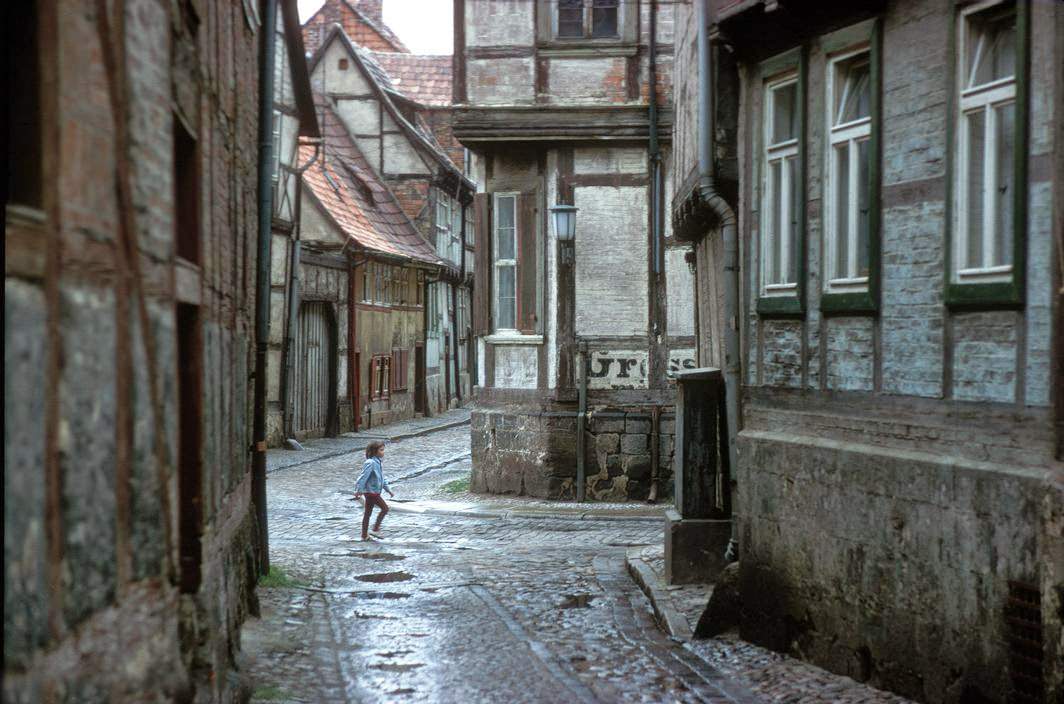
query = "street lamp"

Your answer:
(550, 204), (578, 242)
